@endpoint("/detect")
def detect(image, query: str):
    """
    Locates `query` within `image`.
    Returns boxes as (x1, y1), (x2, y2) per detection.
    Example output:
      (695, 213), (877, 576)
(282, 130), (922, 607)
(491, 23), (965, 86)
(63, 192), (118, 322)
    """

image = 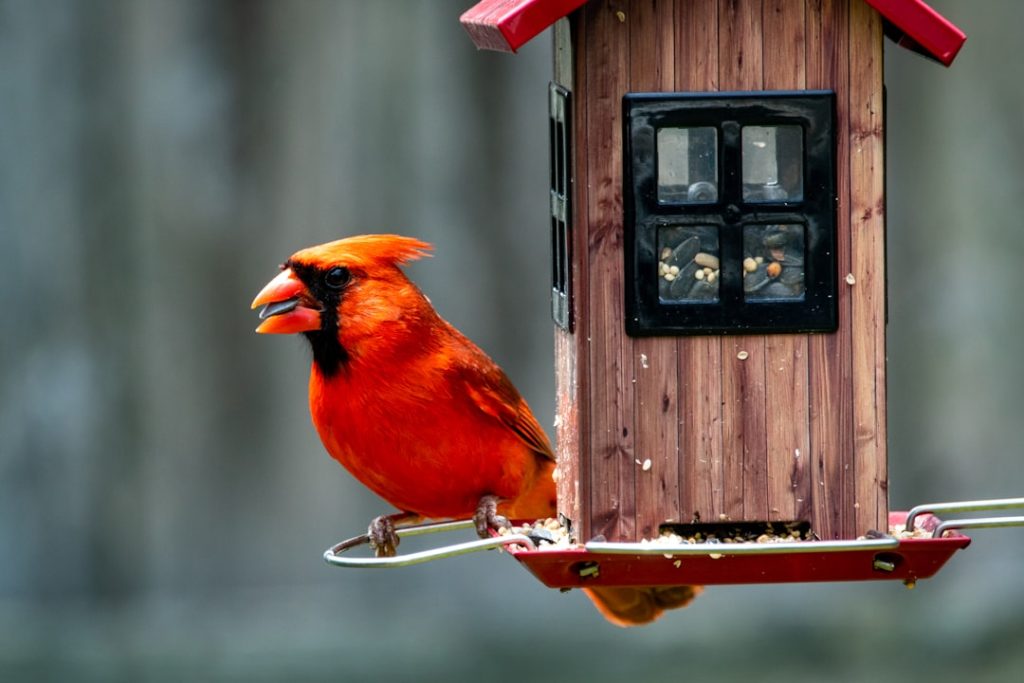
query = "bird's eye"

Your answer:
(324, 266), (350, 290)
